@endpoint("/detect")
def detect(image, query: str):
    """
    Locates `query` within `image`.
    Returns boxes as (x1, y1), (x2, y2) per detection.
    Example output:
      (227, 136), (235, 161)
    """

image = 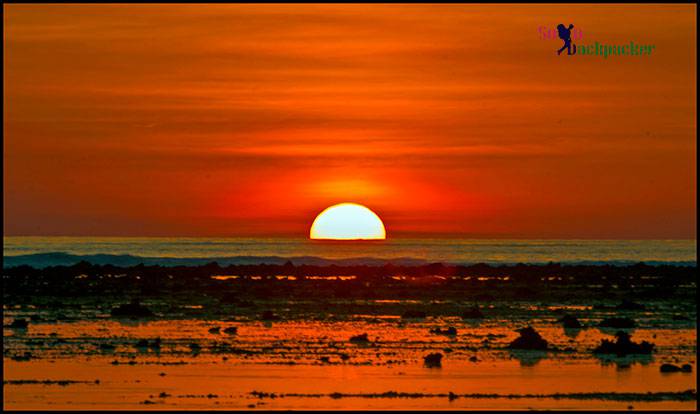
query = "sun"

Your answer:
(310, 203), (386, 240)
